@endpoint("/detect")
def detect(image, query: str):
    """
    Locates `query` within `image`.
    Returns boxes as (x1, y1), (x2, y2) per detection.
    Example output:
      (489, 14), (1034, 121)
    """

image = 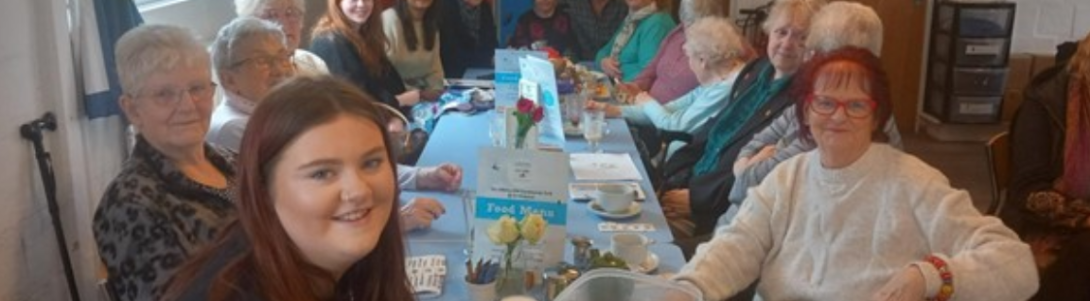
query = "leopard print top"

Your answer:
(93, 137), (237, 301)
